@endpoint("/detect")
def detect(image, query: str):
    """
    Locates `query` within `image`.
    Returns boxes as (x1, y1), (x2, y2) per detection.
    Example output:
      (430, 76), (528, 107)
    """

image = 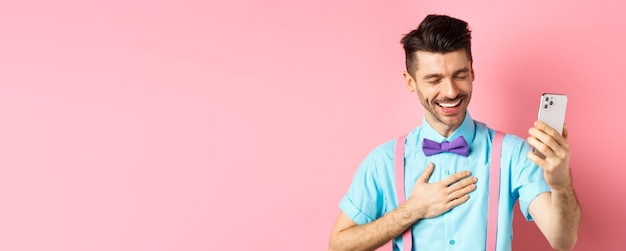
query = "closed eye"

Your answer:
(452, 68), (470, 80)
(426, 78), (442, 84)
